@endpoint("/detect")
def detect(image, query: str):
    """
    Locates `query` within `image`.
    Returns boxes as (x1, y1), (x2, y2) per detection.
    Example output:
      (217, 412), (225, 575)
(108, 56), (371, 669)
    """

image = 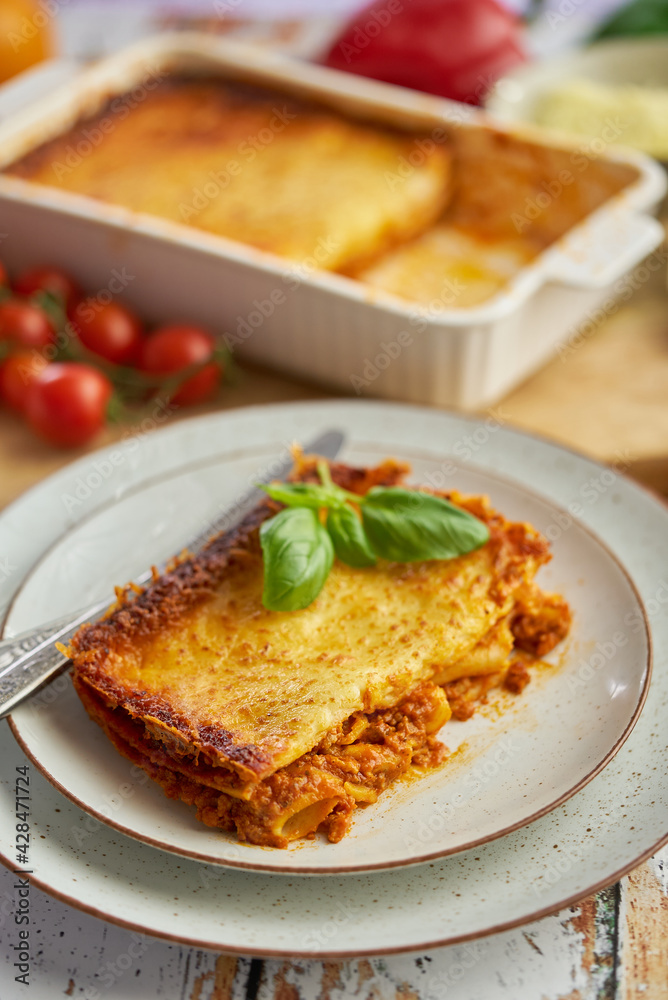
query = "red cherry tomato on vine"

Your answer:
(0, 300), (54, 349)
(323, 0), (525, 106)
(13, 265), (81, 312)
(140, 324), (221, 406)
(25, 362), (113, 447)
(71, 299), (143, 365)
(0, 350), (48, 412)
